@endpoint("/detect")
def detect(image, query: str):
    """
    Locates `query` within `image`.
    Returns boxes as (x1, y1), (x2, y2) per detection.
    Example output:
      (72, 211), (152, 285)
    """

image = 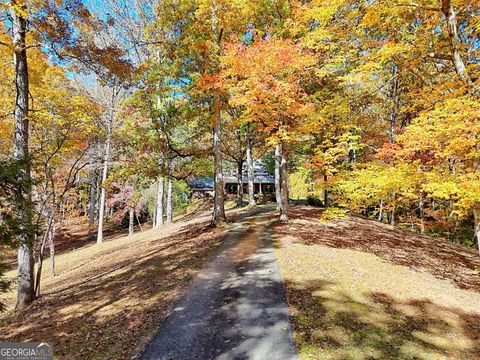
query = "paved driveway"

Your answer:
(141, 208), (298, 360)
